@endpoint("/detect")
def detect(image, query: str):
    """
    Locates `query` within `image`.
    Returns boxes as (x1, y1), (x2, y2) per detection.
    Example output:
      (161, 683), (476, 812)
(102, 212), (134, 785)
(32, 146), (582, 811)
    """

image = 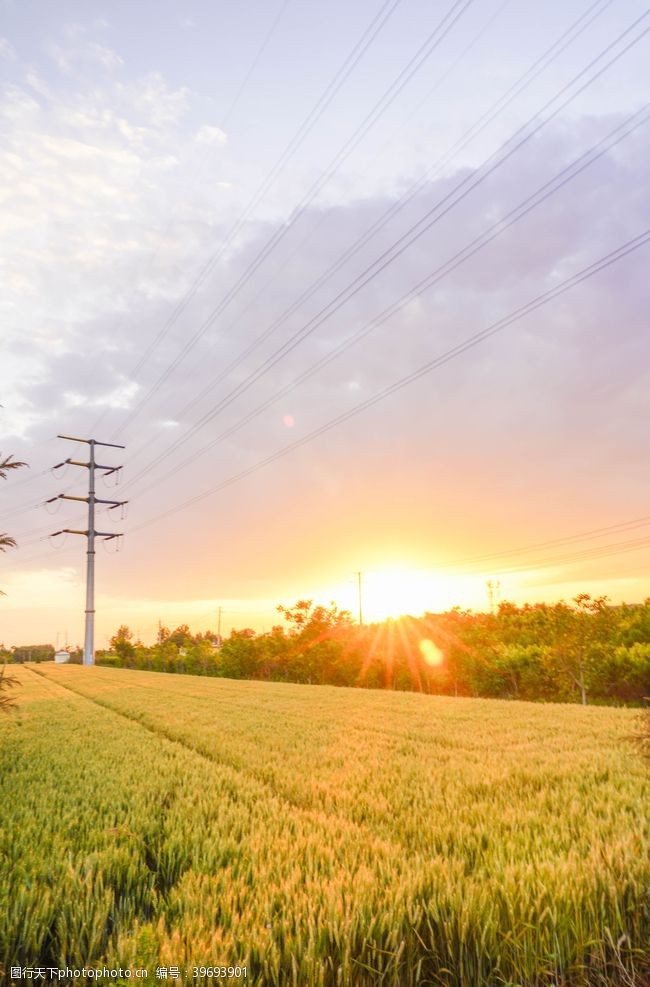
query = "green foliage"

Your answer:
(99, 596), (650, 706)
(165, 624), (193, 648)
(109, 625), (136, 662)
(275, 600), (355, 685)
(219, 628), (259, 679)
(11, 644), (55, 663)
(95, 651), (124, 668)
